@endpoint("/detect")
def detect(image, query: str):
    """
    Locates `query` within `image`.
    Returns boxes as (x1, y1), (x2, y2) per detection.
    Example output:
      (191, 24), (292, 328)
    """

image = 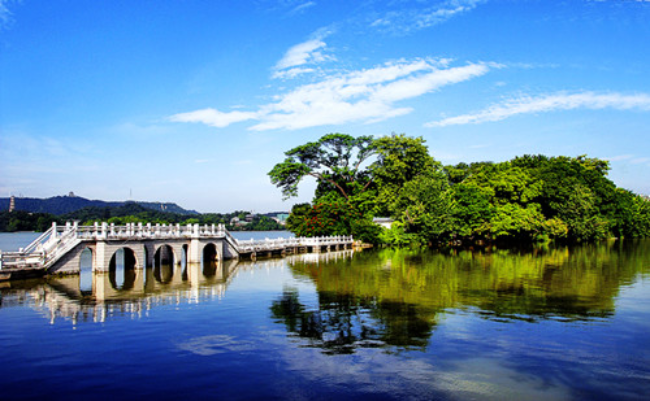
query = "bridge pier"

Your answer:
(93, 241), (146, 273)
